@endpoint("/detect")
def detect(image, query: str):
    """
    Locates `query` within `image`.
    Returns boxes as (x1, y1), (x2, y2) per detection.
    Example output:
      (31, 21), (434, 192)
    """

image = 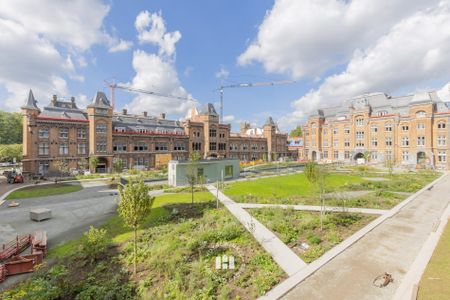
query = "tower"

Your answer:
(263, 116), (277, 161)
(86, 91), (113, 173)
(21, 90), (40, 173)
